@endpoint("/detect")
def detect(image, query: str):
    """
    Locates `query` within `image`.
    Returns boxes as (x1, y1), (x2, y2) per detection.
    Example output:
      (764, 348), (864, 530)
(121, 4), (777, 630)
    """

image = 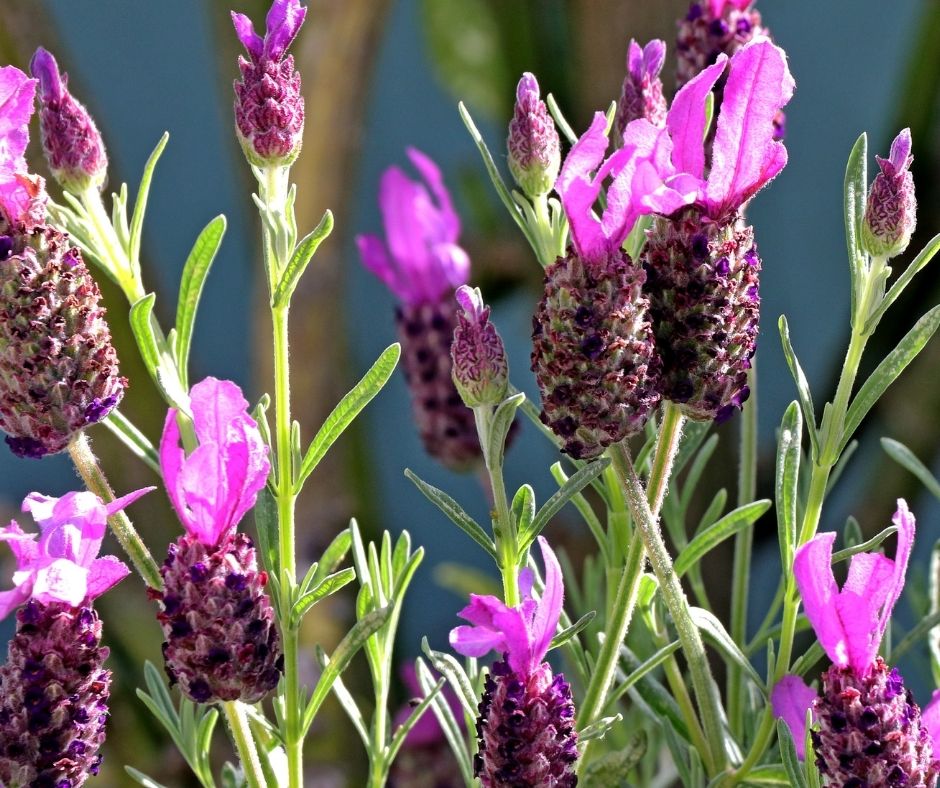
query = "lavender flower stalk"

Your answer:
(862, 128), (916, 259)
(507, 73), (561, 199)
(451, 285), (509, 408)
(0, 487), (151, 787)
(358, 149), (486, 470)
(153, 378), (281, 704)
(450, 538), (577, 786)
(30, 48), (108, 194)
(232, 0), (306, 167)
(615, 39), (668, 135)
